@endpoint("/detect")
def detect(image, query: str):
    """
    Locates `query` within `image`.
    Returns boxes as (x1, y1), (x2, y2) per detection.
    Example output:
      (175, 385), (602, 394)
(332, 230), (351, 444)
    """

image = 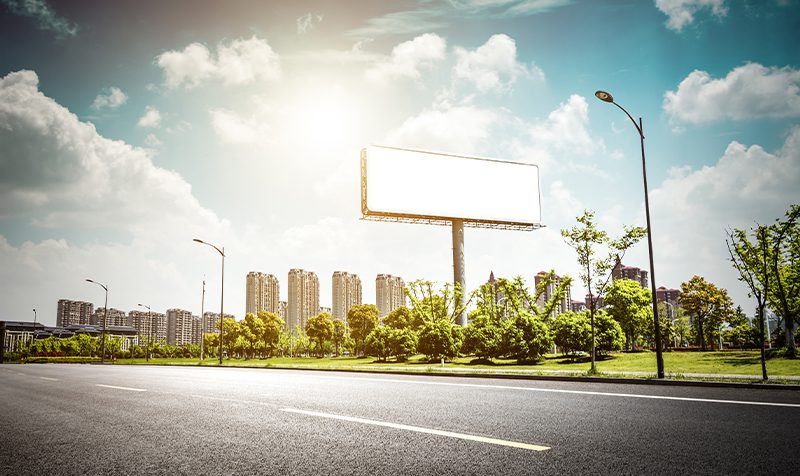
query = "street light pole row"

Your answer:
(595, 90), (665, 379)
(194, 238), (224, 365)
(137, 303), (152, 362)
(85, 279), (109, 364)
